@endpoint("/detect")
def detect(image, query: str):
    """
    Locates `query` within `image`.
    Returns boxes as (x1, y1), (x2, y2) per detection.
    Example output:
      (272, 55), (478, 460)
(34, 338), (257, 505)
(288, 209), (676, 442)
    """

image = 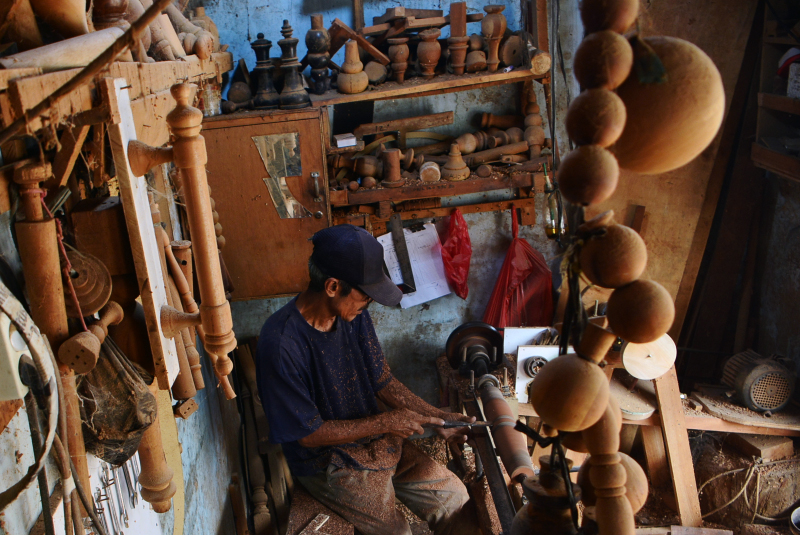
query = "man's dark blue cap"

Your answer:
(311, 225), (402, 307)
